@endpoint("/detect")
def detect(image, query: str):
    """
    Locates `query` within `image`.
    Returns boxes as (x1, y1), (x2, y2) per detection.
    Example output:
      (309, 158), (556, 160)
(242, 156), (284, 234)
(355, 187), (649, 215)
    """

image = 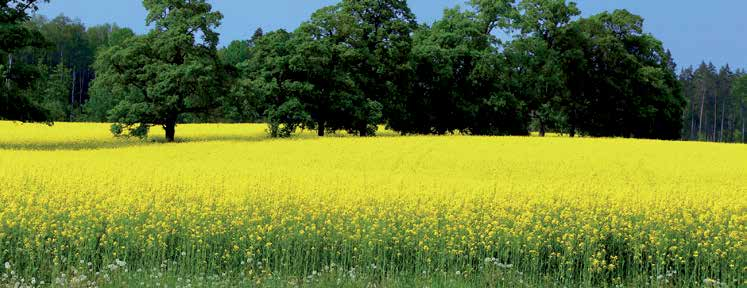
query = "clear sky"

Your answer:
(37, 0), (747, 70)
